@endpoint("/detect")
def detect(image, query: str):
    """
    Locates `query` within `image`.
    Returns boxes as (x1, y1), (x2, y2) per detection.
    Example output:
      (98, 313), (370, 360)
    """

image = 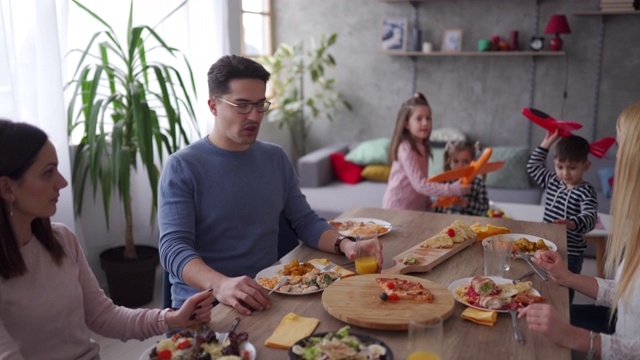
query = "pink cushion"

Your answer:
(330, 152), (363, 184)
